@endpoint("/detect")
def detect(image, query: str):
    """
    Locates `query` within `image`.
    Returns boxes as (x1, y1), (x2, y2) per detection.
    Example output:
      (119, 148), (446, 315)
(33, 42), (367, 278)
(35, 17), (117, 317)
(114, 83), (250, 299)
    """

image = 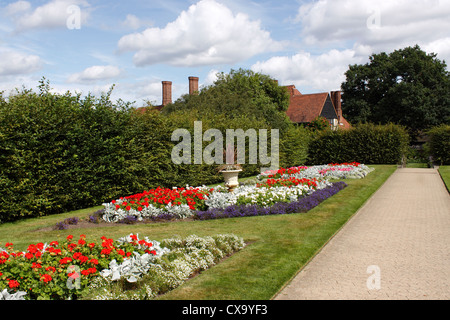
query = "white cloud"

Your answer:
(121, 14), (152, 30)
(251, 0), (450, 94)
(296, 0), (450, 52)
(4, 1), (31, 16)
(0, 47), (43, 76)
(67, 65), (121, 83)
(252, 48), (365, 93)
(204, 69), (220, 86)
(117, 0), (281, 67)
(121, 14), (142, 30)
(7, 0), (90, 31)
(423, 37), (450, 65)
